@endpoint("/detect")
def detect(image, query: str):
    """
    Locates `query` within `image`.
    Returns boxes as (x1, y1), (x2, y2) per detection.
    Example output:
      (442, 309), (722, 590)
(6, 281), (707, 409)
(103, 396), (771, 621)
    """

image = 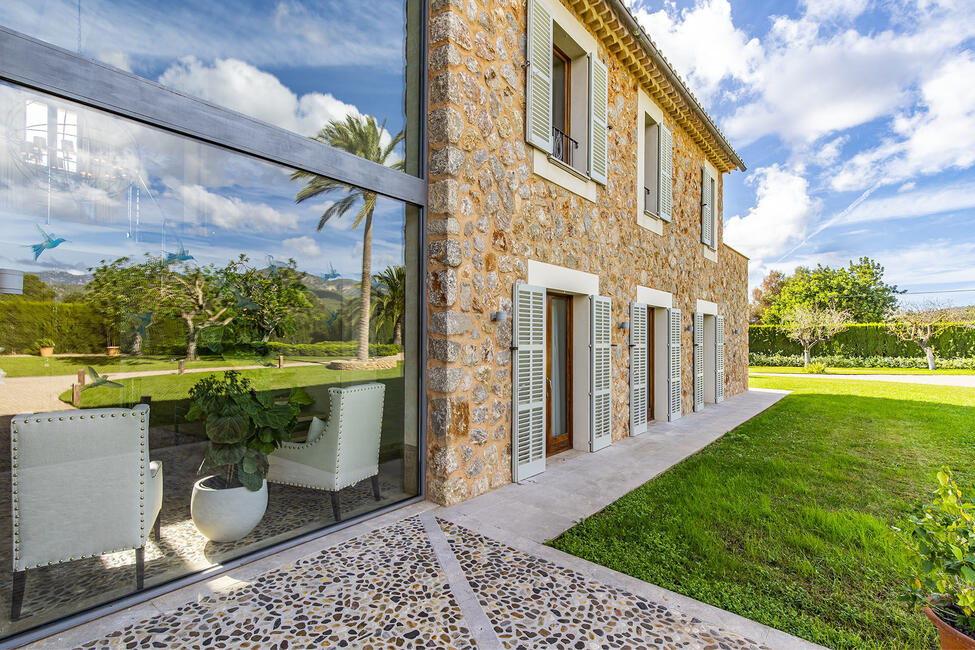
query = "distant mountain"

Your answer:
(297, 272), (360, 299)
(35, 270), (91, 301)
